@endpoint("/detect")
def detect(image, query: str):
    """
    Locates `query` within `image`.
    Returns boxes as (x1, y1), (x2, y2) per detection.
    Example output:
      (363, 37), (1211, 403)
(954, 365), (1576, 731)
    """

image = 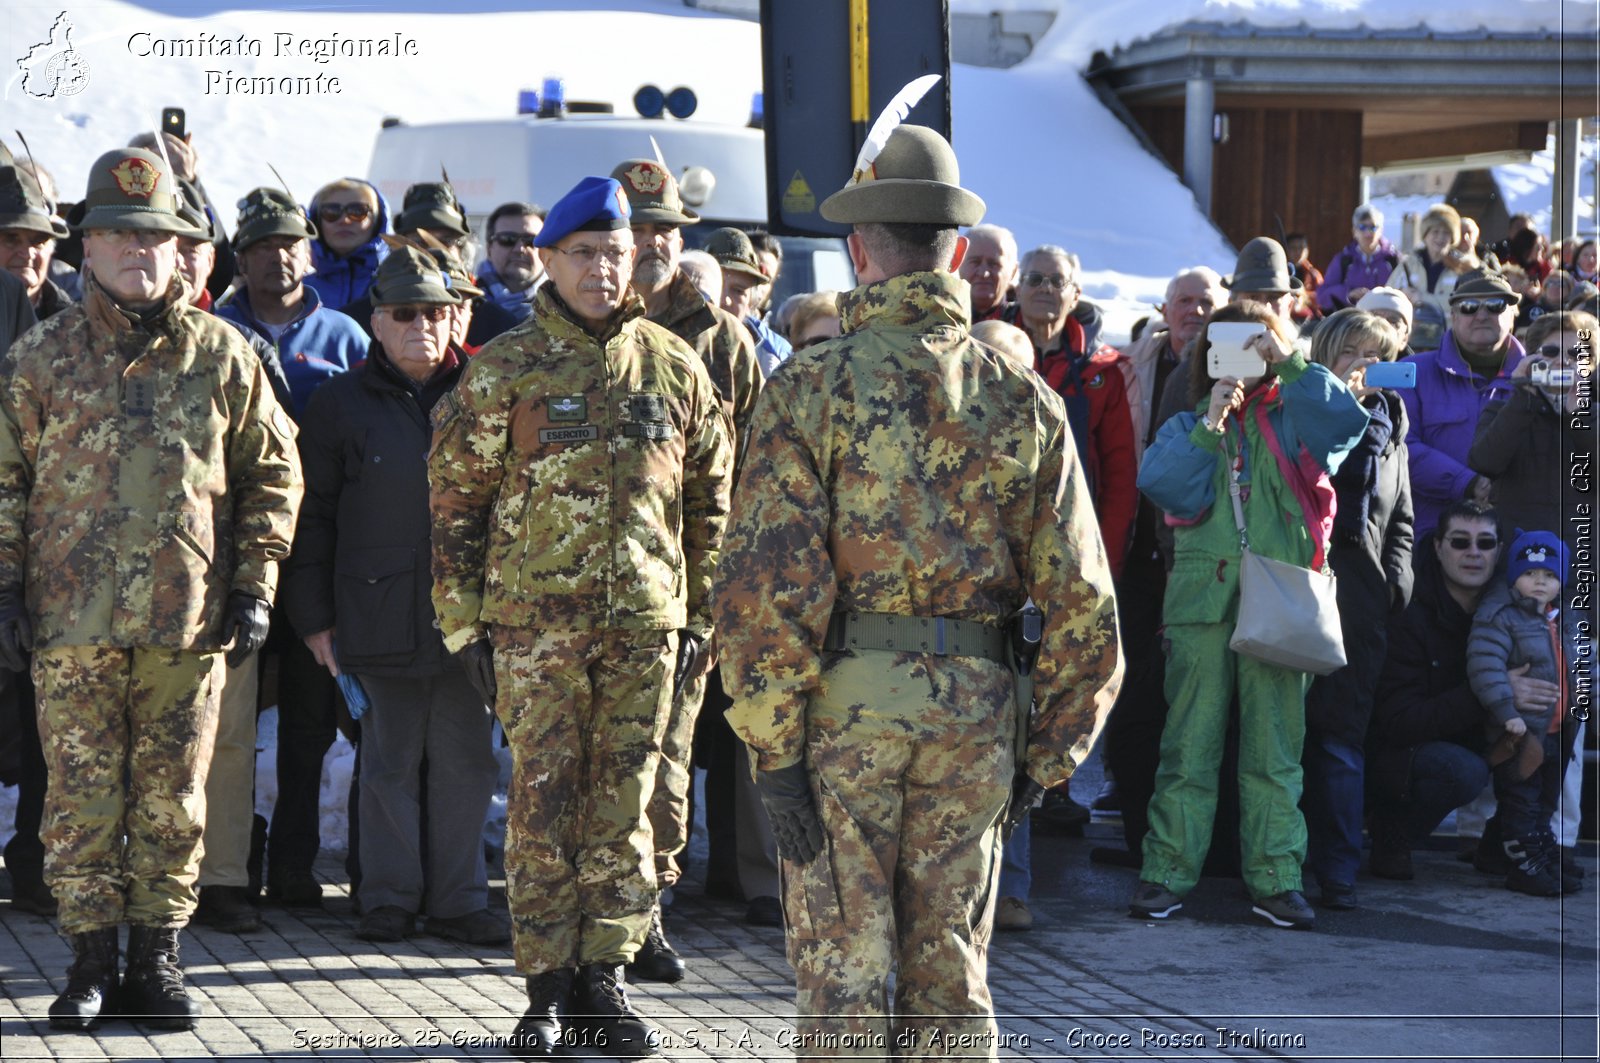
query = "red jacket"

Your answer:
(1022, 315), (1136, 578)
